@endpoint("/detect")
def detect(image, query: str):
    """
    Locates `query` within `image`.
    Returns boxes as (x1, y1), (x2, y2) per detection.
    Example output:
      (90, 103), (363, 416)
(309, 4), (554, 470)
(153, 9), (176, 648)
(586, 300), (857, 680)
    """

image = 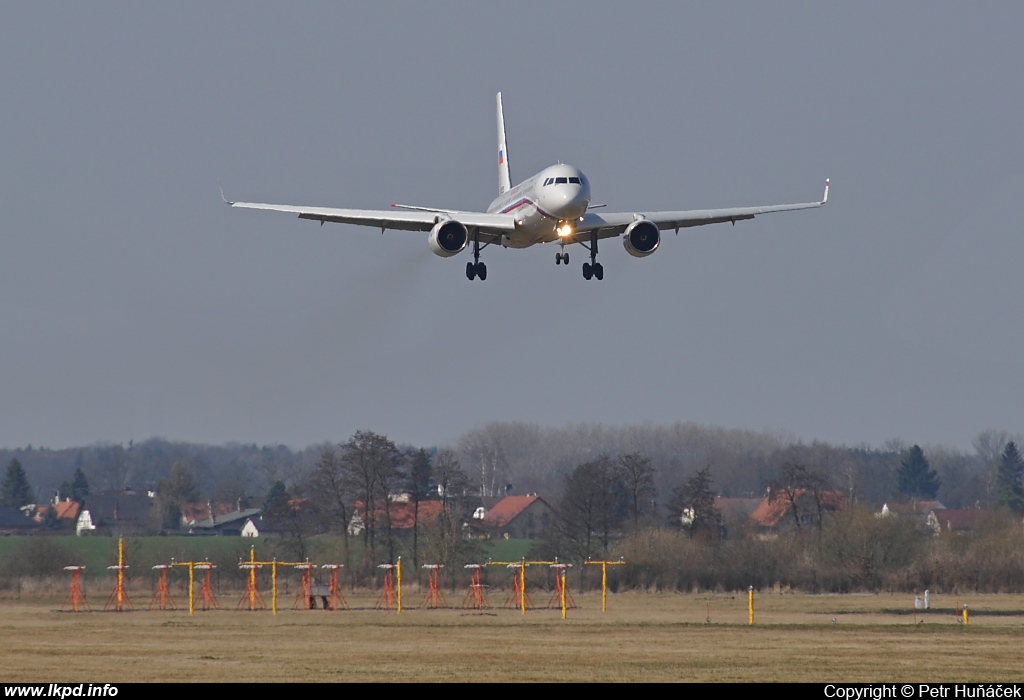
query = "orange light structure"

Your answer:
(547, 563), (576, 611)
(420, 564), (448, 609)
(62, 566), (89, 612)
(196, 564), (220, 611)
(104, 538), (133, 612)
(461, 564), (490, 610)
(149, 564), (177, 611)
(375, 564), (397, 611)
(321, 564), (349, 611)
(292, 562), (316, 610)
